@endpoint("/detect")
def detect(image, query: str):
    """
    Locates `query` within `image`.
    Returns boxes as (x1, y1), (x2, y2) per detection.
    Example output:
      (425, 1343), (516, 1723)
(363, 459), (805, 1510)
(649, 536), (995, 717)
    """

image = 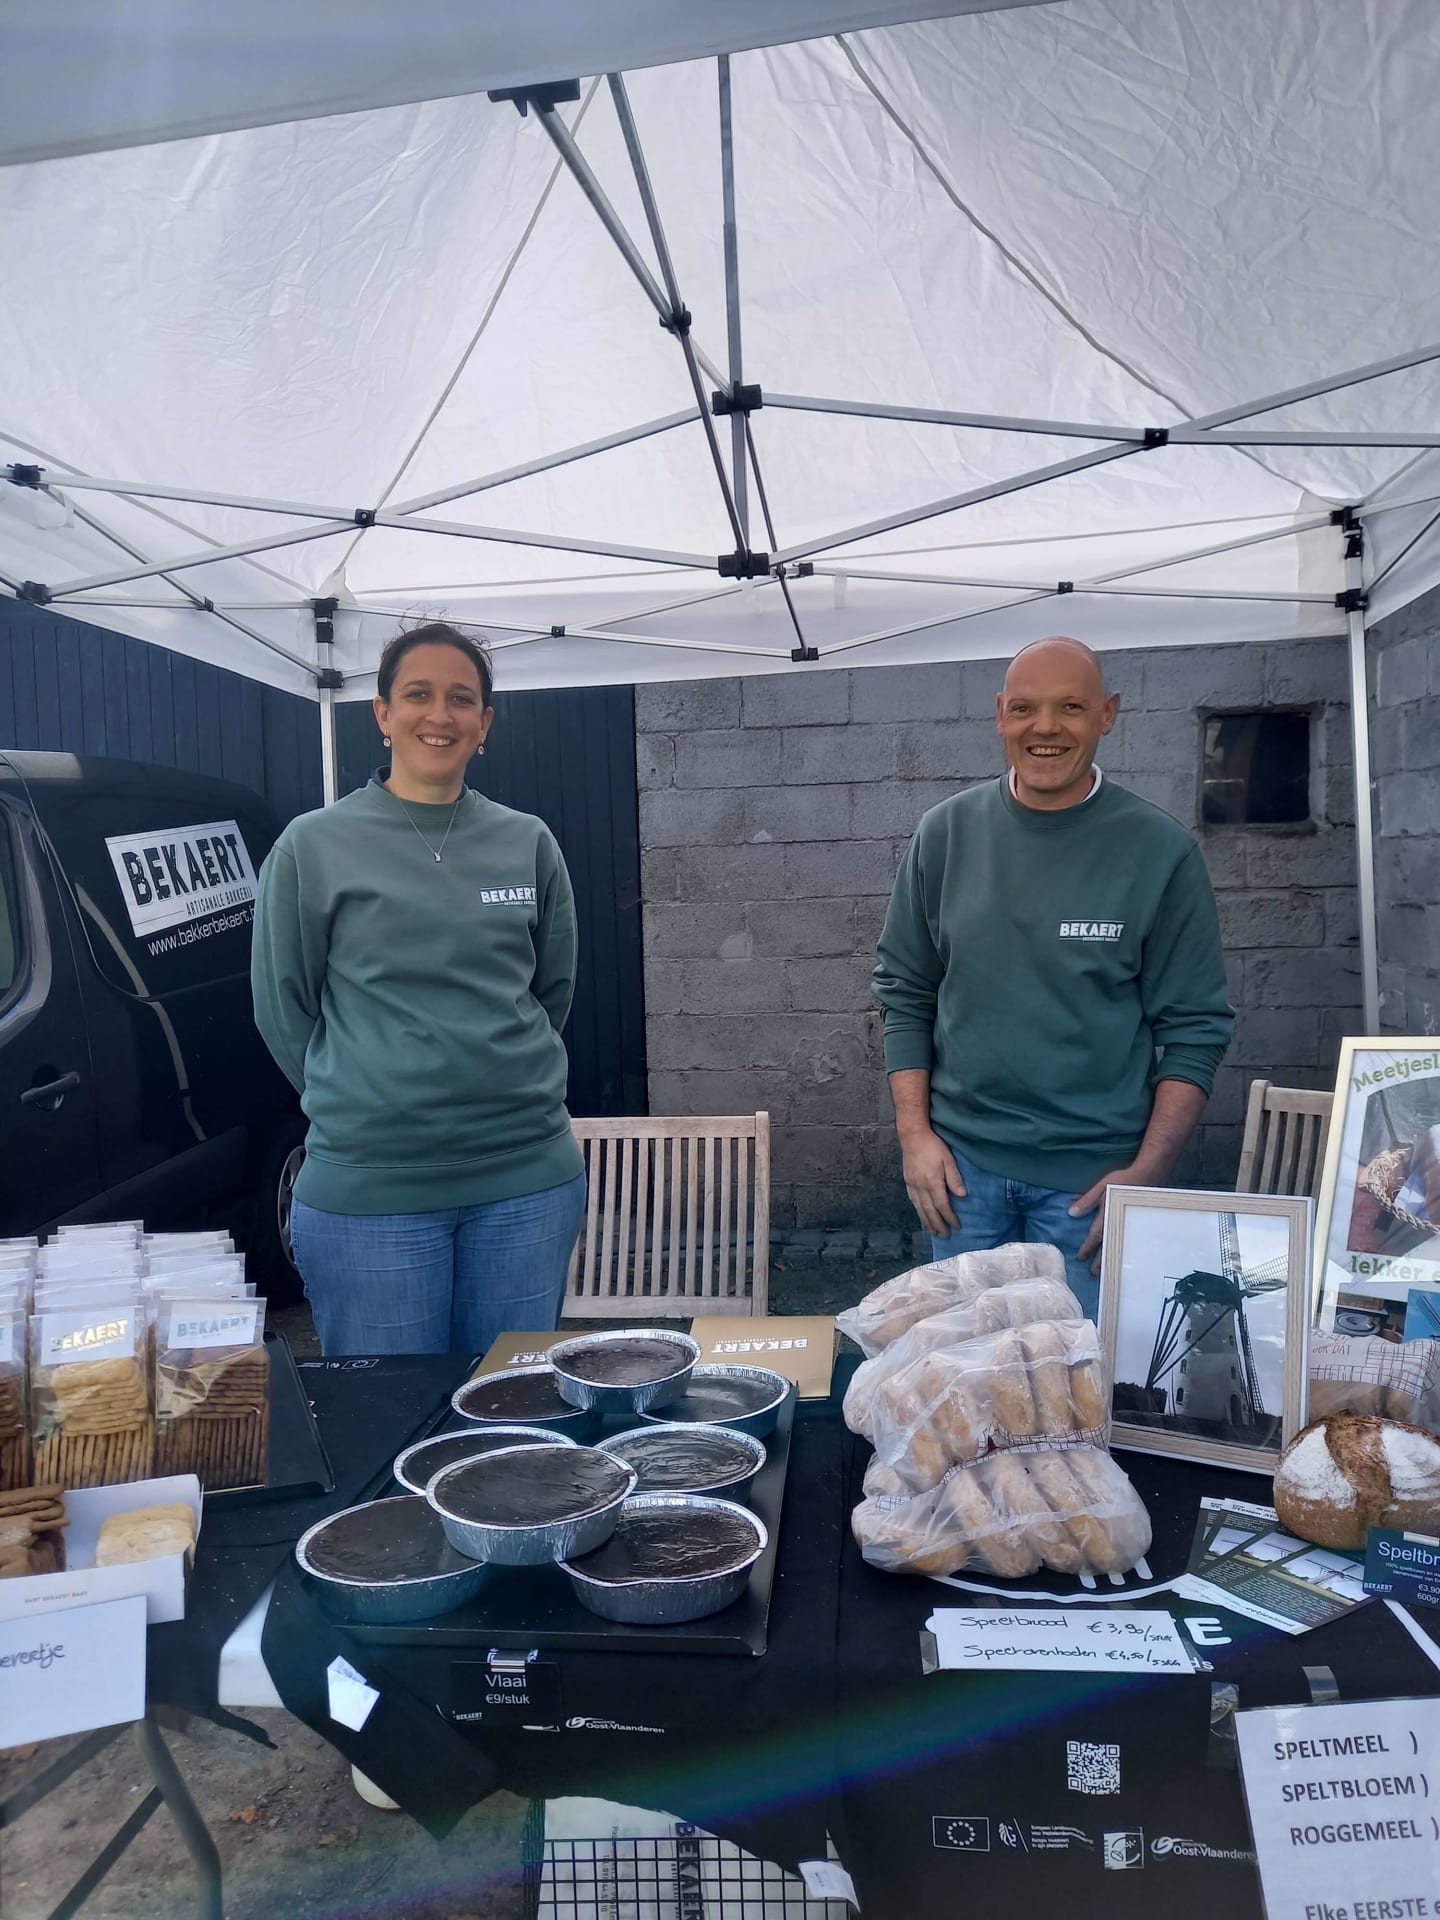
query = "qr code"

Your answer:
(1066, 1741), (1121, 1795)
